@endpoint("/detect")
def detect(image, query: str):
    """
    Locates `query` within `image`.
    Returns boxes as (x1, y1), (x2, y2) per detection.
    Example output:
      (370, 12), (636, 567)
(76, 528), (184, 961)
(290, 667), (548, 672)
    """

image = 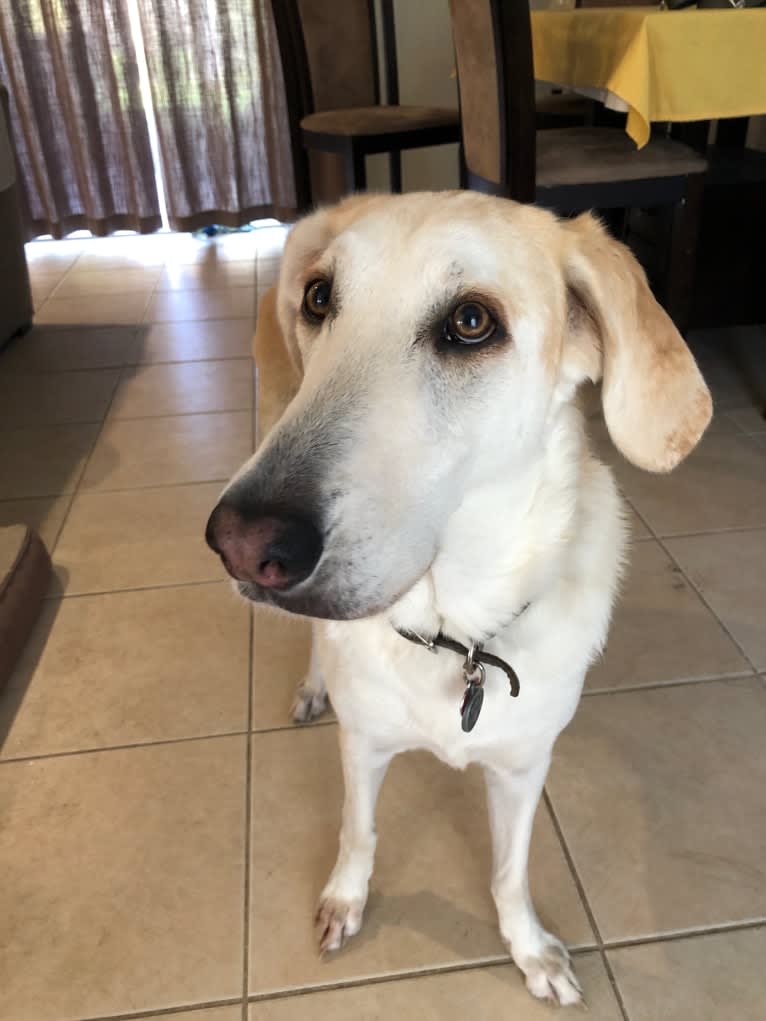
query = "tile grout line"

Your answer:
(0, 728), (249, 767)
(3, 477), (242, 511)
(242, 359), (257, 1020)
(2, 336), (253, 376)
(622, 481), (766, 543)
(247, 948), (631, 1006)
(252, 244), (259, 309)
(252, 718), (338, 736)
(623, 494), (762, 677)
(241, 916), (766, 1007)
(653, 522), (766, 542)
(74, 477), (235, 498)
(0, 408), (246, 432)
(47, 365), (125, 557)
(43, 577), (225, 602)
(253, 249), (261, 447)
(582, 669), (757, 698)
(101, 401), (253, 425)
(718, 405), (766, 437)
(542, 789), (604, 950)
(0, 365), (124, 382)
(653, 534), (761, 677)
(0, 402), (253, 434)
(542, 789), (631, 1021)
(242, 619), (255, 1020)
(116, 352), (254, 375)
(241, 611), (254, 1021)
(246, 956), (515, 1005)
(68, 995), (243, 1021)
(43, 250), (82, 301)
(253, 364), (261, 450)
(1, 482), (223, 504)
(602, 917), (766, 952)
(0, 351), (253, 376)
(624, 497), (655, 543)
(144, 242), (167, 311)
(143, 314), (256, 326)
(48, 489), (77, 554)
